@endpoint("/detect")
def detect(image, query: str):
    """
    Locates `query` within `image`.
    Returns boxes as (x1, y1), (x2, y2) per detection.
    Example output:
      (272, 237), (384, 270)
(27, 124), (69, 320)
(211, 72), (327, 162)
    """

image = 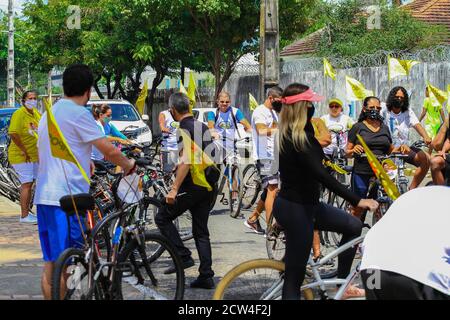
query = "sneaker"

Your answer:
(19, 214), (37, 224)
(341, 285), (365, 300)
(244, 219), (265, 235)
(190, 277), (215, 289)
(164, 257), (195, 275)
